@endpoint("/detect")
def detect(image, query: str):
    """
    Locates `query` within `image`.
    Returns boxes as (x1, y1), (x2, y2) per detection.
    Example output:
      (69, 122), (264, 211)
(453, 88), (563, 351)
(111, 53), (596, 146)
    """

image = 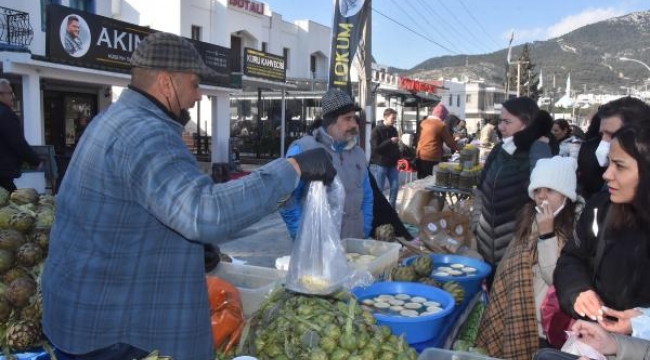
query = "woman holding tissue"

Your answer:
(476, 156), (582, 360)
(554, 124), (650, 334)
